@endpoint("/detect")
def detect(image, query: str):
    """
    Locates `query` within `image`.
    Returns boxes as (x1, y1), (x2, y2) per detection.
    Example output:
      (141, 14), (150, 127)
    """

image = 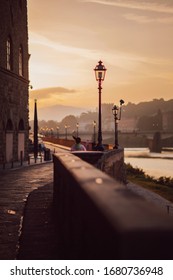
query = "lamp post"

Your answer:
(65, 124), (68, 140)
(42, 128), (45, 136)
(33, 99), (38, 159)
(112, 99), (125, 149)
(76, 123), (79, 137)
(51, 128), (54, 137)
(94, 60), (107, 150)
(57, 126), (59, 139)
(93, 120), (96, 146)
